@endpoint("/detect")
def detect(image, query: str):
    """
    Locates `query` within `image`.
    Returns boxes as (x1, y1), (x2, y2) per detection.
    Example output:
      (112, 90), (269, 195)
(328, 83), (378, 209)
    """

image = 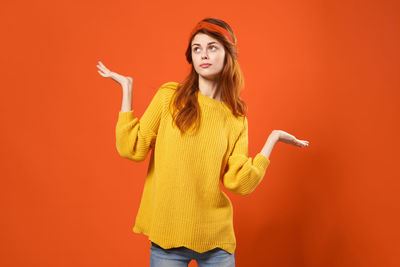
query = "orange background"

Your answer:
(1, 0), (399, 266)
